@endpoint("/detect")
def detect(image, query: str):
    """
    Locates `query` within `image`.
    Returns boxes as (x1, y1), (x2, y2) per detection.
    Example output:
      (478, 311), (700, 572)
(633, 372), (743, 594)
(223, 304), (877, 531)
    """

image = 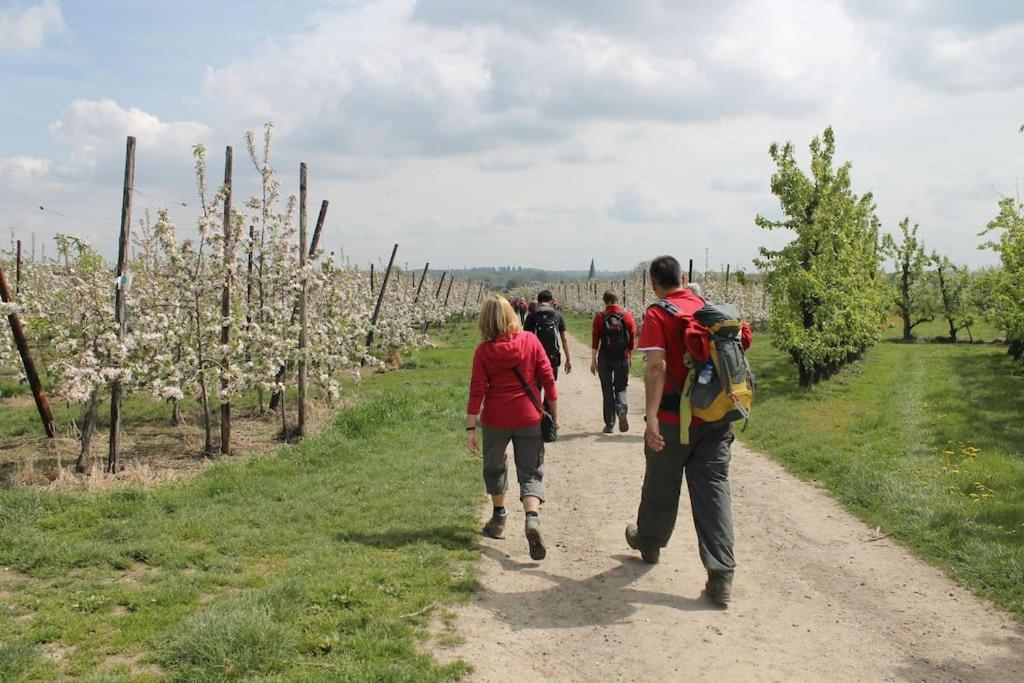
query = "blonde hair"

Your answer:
(478, 295), (523, 342)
